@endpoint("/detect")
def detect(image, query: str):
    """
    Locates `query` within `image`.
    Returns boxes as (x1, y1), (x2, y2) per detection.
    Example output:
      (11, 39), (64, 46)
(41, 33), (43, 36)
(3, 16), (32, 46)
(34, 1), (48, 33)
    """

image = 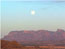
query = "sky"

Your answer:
(1, 0), (65, 1)
(1, 1), (65, 38)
